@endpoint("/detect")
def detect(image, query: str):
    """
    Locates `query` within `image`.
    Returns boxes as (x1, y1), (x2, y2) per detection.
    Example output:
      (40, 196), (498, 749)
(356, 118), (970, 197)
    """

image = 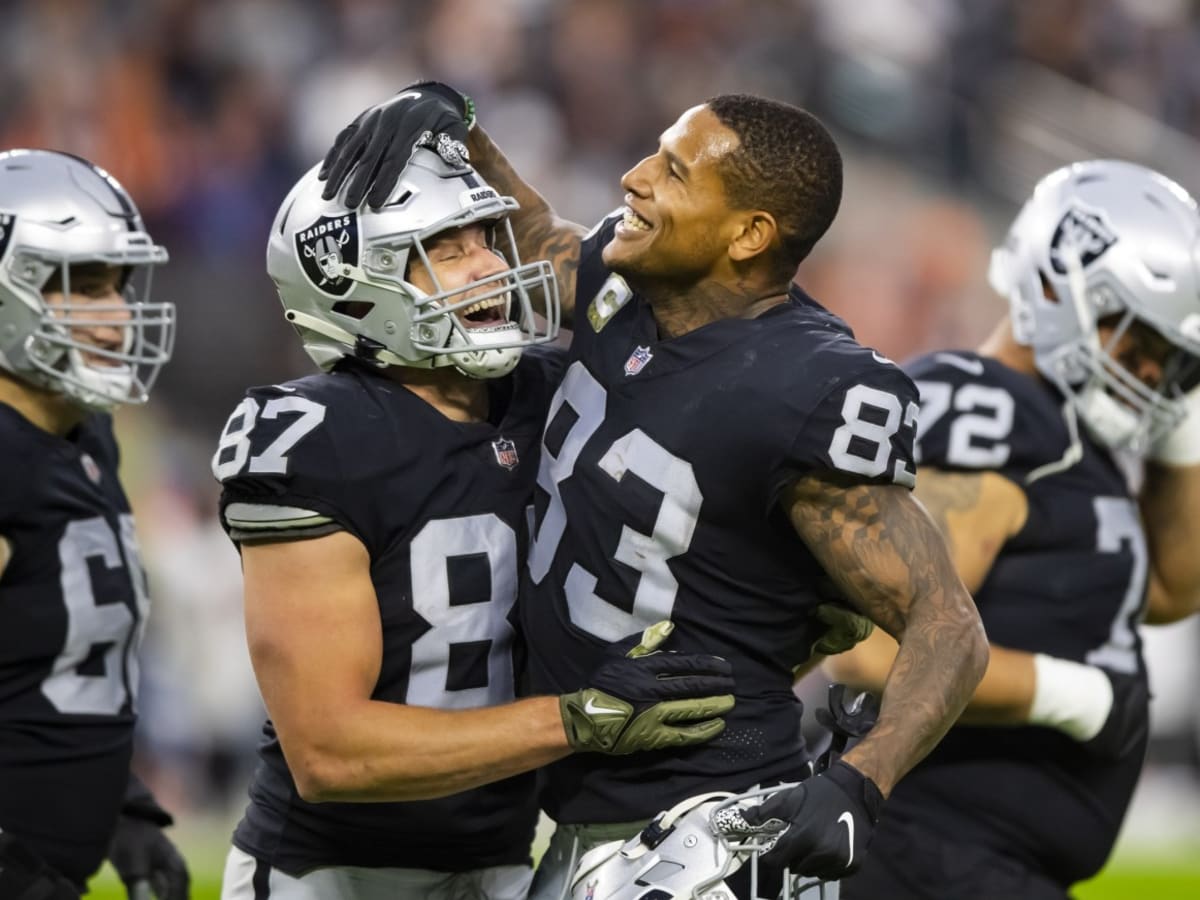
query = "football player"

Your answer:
(0, 150), (187, 900)
(213, 148), (738, 900)
(318, 86), (989, 898)
(823, 160), (1200, 899)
